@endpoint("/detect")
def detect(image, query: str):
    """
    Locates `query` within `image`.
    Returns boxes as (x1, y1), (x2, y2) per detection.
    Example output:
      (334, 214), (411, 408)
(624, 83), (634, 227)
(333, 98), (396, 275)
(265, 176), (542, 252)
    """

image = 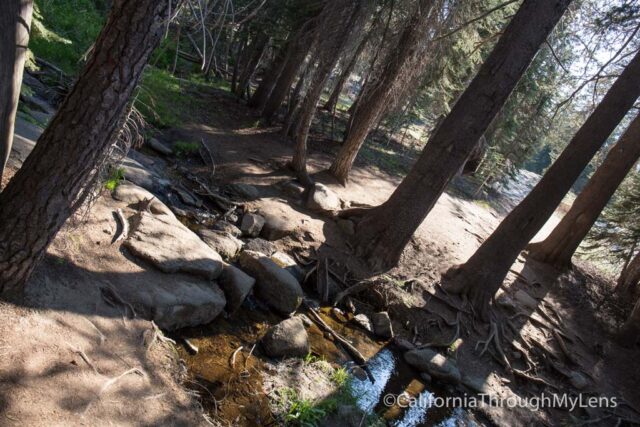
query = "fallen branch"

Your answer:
(113, 208), (129, 243)
(70, 345), (101, 376)
(82, 367), (146, 414)
(303, 302), (374, 382)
